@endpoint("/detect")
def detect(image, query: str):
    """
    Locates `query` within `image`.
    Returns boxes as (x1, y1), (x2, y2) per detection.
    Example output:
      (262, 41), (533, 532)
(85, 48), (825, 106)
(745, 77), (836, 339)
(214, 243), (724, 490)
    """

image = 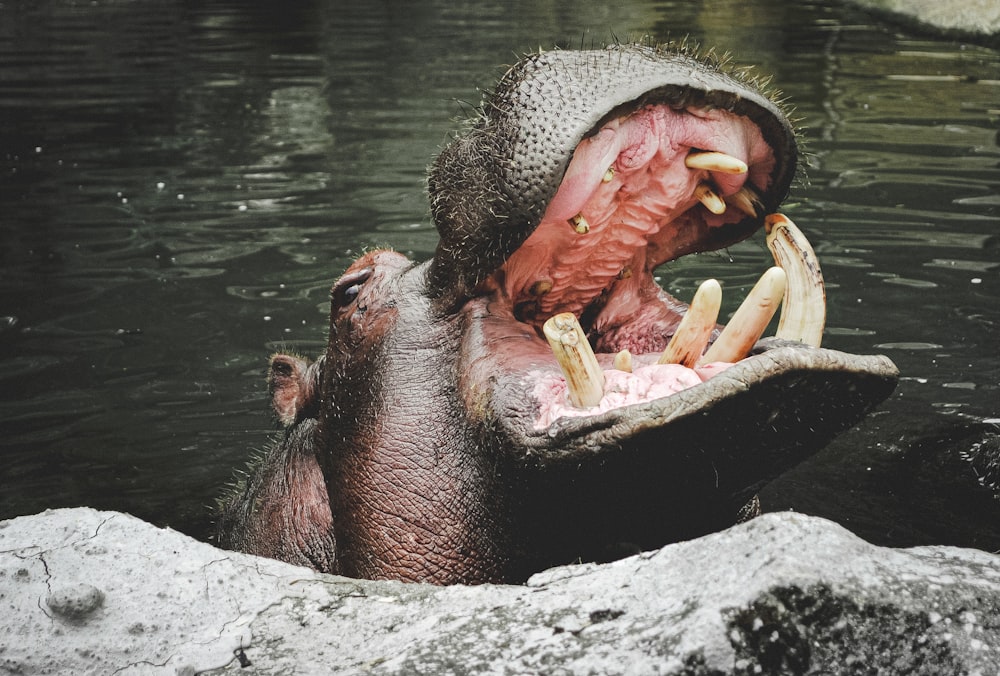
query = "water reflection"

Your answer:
(1, 0), (997, 552)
